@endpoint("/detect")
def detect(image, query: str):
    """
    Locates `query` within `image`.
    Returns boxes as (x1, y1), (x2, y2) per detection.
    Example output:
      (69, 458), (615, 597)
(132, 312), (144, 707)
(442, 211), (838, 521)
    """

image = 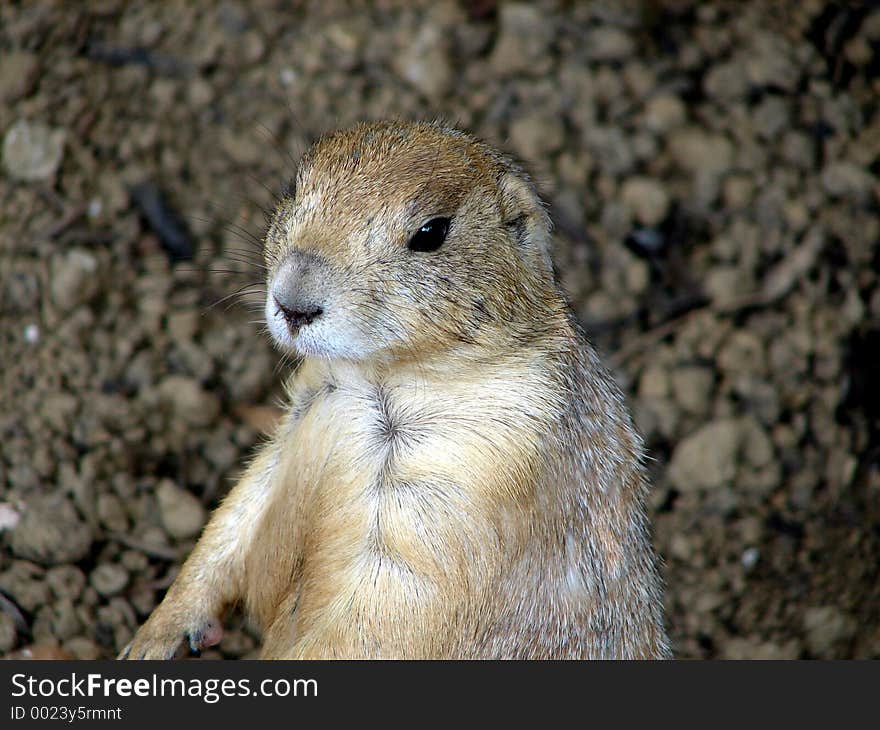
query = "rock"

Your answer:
(740, 416), (774, 469)
(704, 59), (751, 101)
(741, 547), (760, 570)
(705, 265), (748, 310)
(670, 366), (715, 415)
(489, 3), (554, 76)
(620, 176), (670, 226)
(45, 566), (86, 601)
(721, 636), (800, 660)
(722, 175), (755, 209)
(7, 644), (74, 660)
(7, 496), (93, 566)
(63, 636), (102, 660)
(585, 27), (634, 62)
(157, 375), (220, 427)
(803, 606), (857, 656)
(234, 404), (284, 436)
(167, 309), (199, 342)
(2, 119), (66, 181)
(0, 502), (21, 532)
(780, 130), (814, 169)
(508, 110), (565, 161)
(0, 612), (17, 653)
(638, 364), (670, 400)
(760, 226), (824, 303)
(745, 32), (800, 92)
(0, 51), (39, 103)
(49, 249), (100, 311)
(0, 563), (50, 613)
(90, 564), (129, 598)
(120, 550), (148, 573)
(156, 479), (206, 540)
(395, 24), (452, 97)
(669, 128), (734, 179)
(667, 419), (742, 492)
(643, 94), (686, 133)
(821, 162), (875, 203)
(218, 128), (262, 167)
(585, 126), (635, 176)
(752, 96), (789, 140)
(41, 392), (78, 432)
(33, 598), (81, 643)
(718, 330), (766, 376)
(97, 493), (129, 532)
